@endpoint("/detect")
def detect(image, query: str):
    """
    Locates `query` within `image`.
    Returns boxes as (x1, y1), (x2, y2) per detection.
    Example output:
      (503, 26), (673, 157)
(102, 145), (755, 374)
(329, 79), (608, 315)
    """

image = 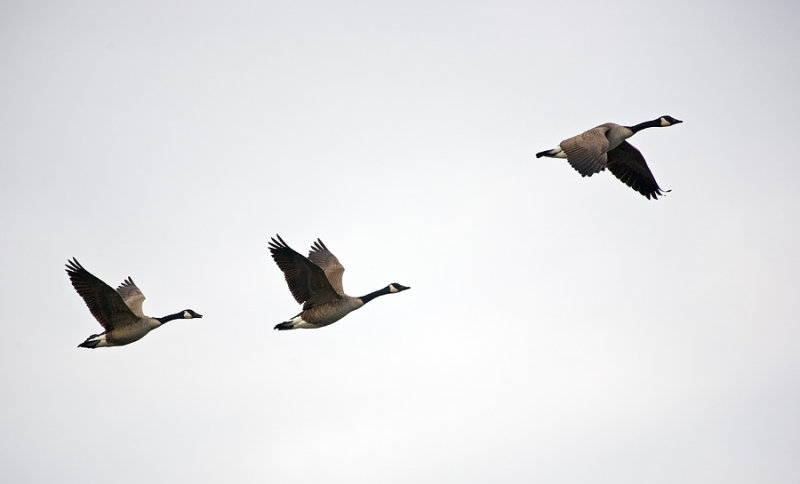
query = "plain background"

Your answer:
(2, 1), (799, 483)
